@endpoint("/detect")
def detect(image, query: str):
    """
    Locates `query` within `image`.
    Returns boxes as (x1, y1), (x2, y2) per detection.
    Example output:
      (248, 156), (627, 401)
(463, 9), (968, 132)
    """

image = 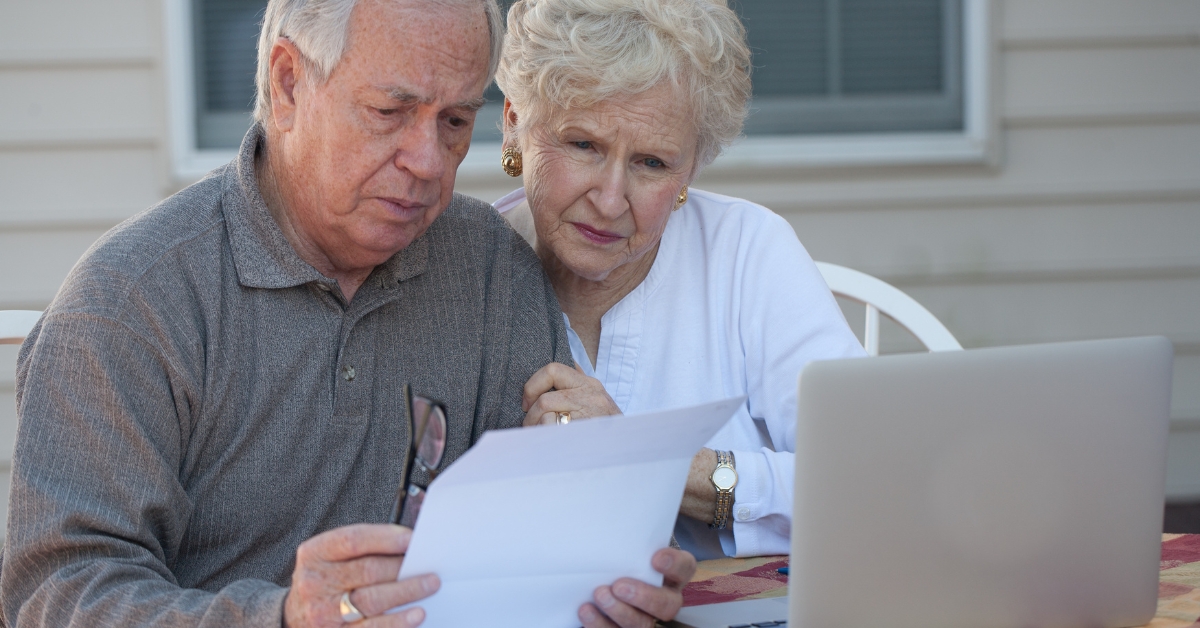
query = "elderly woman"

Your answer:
(494, 0), (866, 561)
